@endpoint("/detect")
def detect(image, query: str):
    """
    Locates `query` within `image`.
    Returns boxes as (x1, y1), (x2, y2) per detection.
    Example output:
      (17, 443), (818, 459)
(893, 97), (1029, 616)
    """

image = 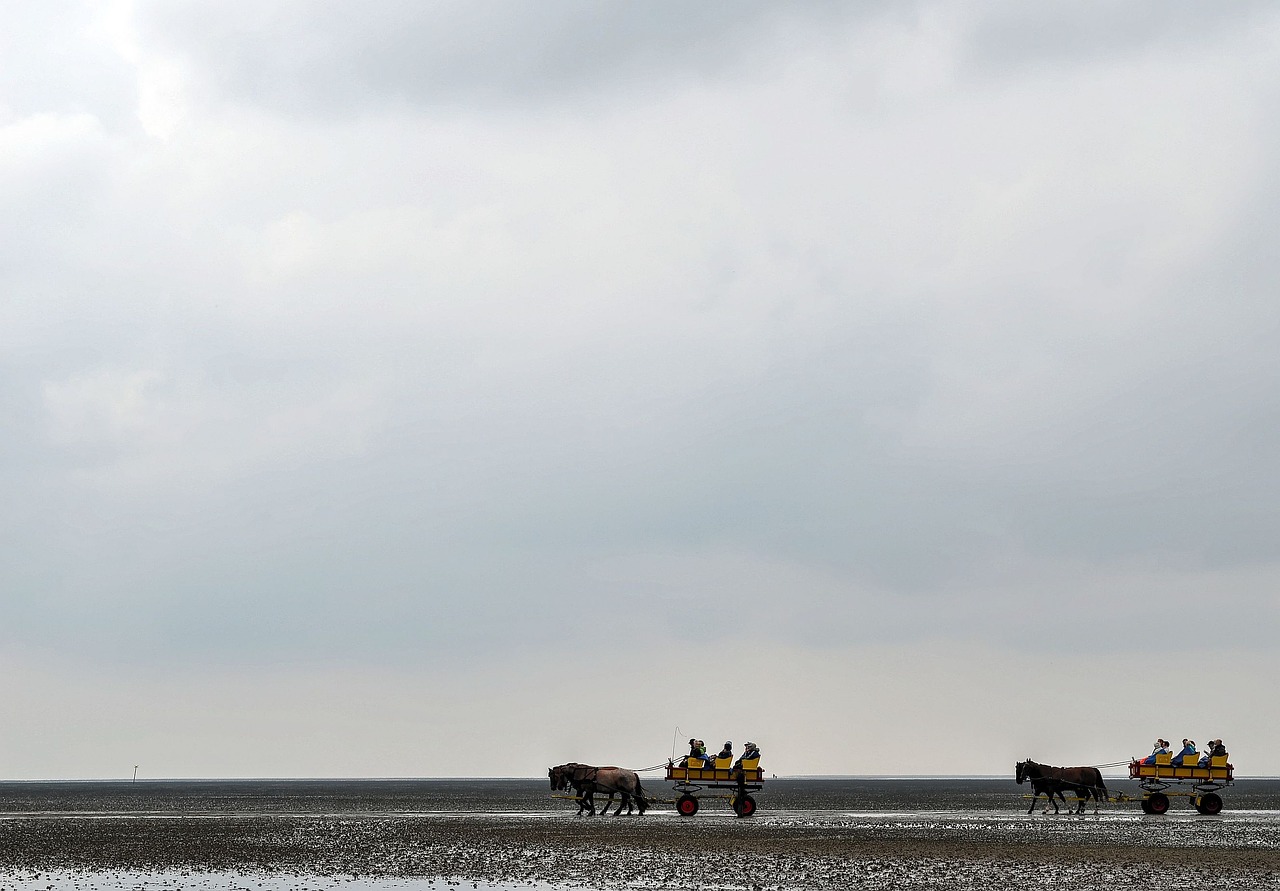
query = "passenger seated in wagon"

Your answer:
(733, 741), (761, 771)
(1199, 739), (1228, 768)
(682, 739), (709, 767)
(714, 742), (734, 768)
(1171, 739), (1197, 767)
(1141, 739), (1169, 765)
